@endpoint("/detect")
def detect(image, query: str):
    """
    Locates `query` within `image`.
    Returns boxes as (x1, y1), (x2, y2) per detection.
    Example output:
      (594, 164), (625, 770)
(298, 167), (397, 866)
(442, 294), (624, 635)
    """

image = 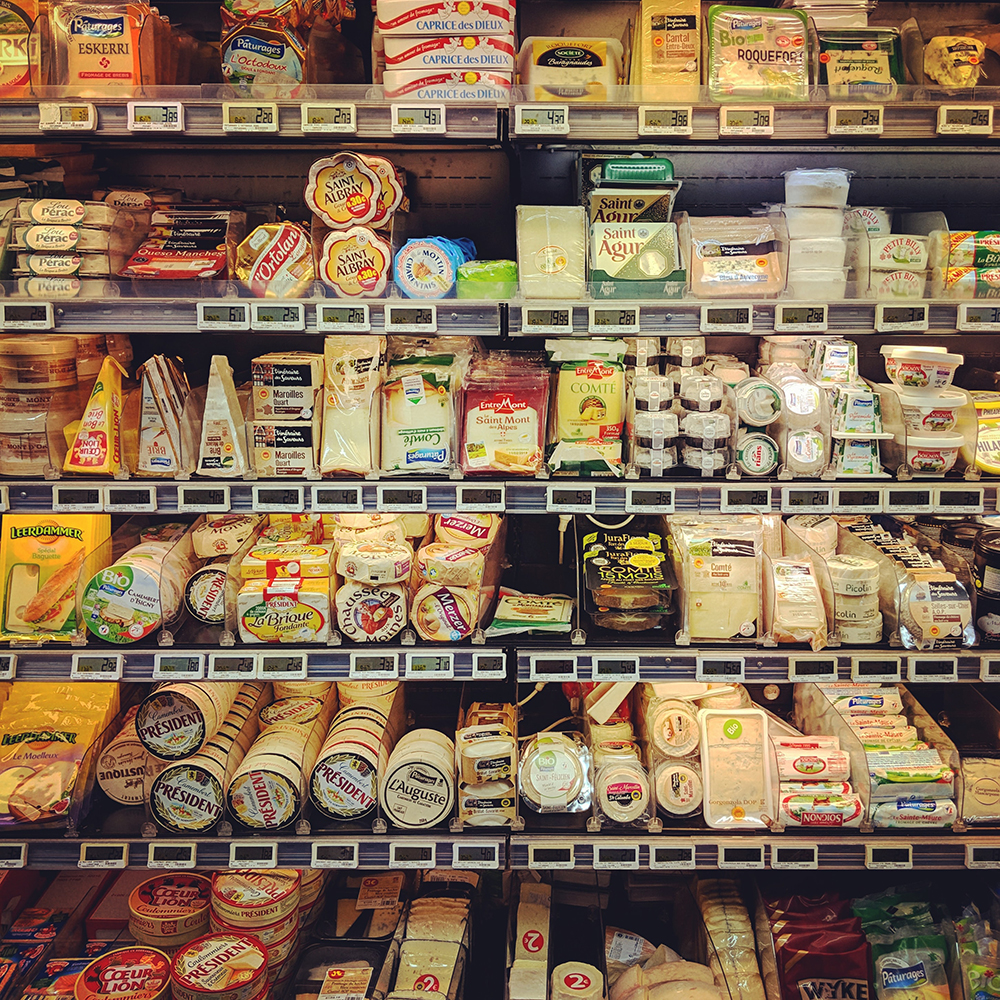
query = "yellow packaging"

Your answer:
(0, 514), (111, 641)
(0, 0), (38, 92)
(0, 681), (118, 826)
(554, 358), (625, 443)
(973, 391), (1000, 475)
(64, 356), (126, 475)
(240, 541), (335, 579)
(632, 0), (700, 92)
(237, 577), (332, 643)
(50, 2), (145, 90)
